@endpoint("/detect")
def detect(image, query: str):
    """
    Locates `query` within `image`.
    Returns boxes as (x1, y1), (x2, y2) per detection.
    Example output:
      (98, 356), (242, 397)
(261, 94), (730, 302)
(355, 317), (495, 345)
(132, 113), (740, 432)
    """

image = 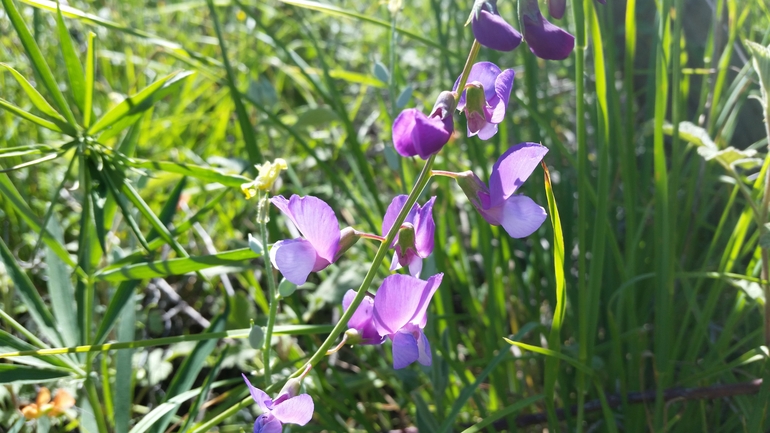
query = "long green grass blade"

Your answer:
(0, 97), (67, 133)
(55, 3), (86, 113)
(83, 32), (96, 128)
